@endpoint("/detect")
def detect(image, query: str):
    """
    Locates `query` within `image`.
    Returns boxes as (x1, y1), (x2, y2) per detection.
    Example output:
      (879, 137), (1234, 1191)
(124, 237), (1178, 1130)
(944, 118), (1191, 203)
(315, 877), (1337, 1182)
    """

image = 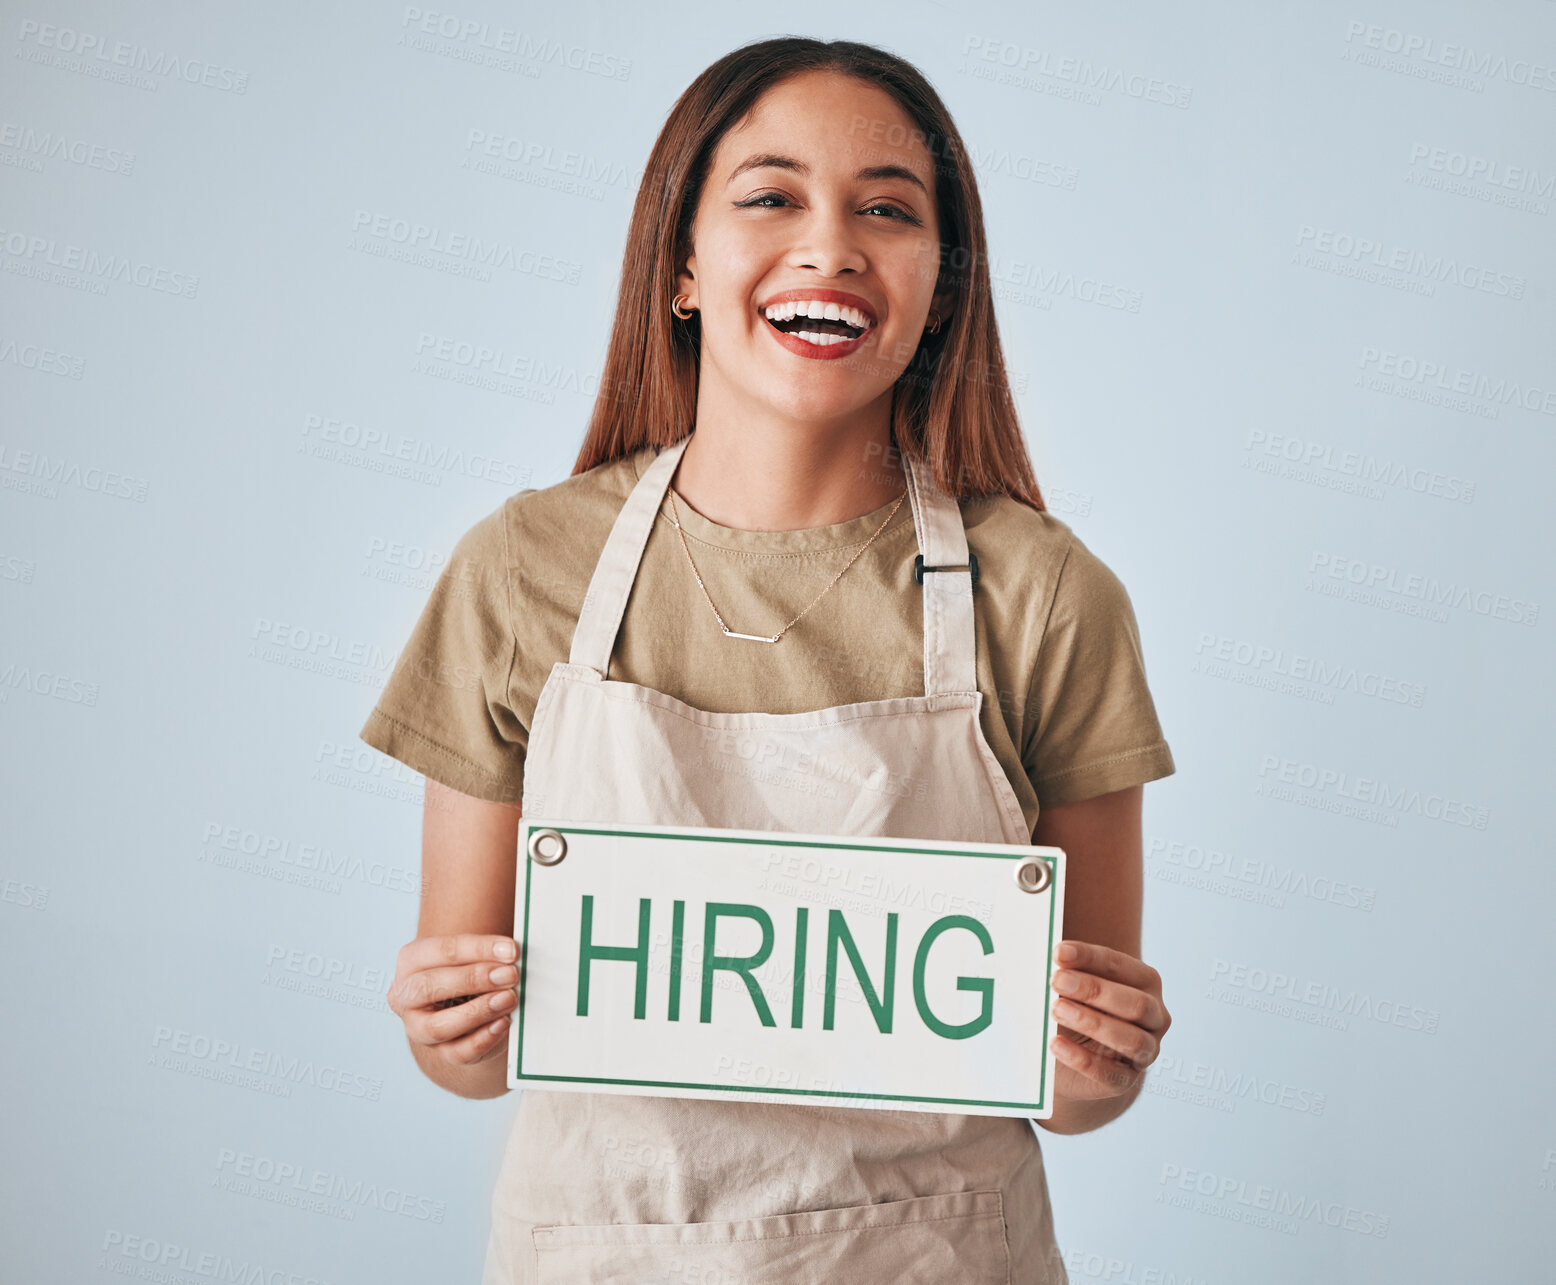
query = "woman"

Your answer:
(363, 37), (1175, 1284)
